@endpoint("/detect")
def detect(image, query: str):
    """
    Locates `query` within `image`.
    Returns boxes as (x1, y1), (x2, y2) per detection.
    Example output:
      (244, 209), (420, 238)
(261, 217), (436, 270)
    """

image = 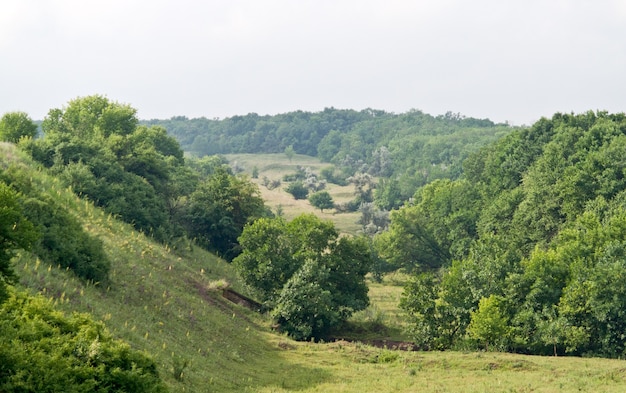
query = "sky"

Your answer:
(1, 0), (626, 125)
